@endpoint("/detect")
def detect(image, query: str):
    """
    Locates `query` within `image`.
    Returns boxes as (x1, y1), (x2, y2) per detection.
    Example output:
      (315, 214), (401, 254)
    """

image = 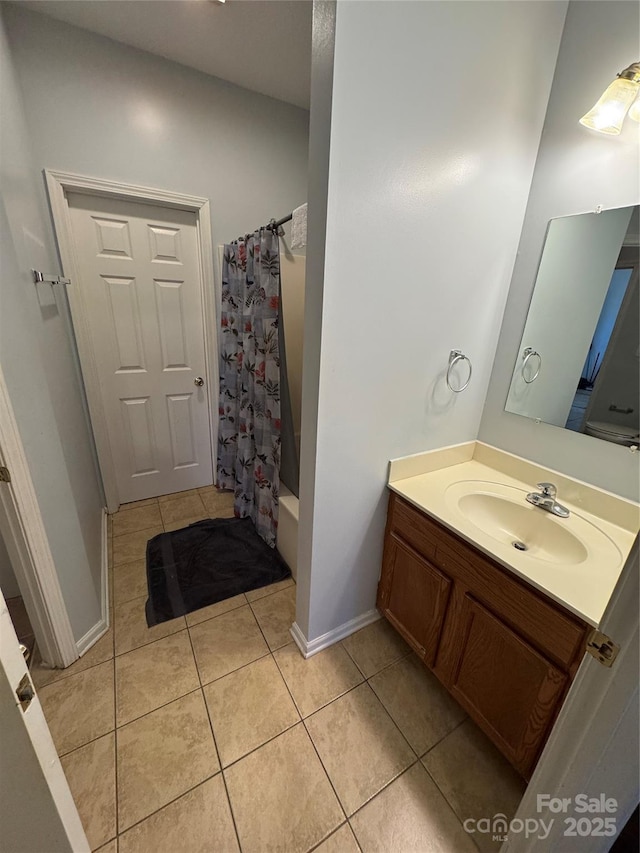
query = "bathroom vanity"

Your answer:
(377, 442), (638, 779)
